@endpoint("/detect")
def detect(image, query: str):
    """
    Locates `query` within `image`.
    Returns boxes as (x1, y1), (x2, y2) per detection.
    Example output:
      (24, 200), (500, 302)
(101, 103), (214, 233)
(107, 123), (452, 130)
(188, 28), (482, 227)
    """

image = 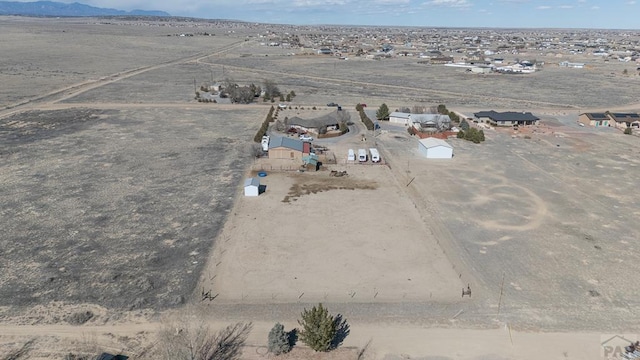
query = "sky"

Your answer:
(22, 0), (640, 29)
